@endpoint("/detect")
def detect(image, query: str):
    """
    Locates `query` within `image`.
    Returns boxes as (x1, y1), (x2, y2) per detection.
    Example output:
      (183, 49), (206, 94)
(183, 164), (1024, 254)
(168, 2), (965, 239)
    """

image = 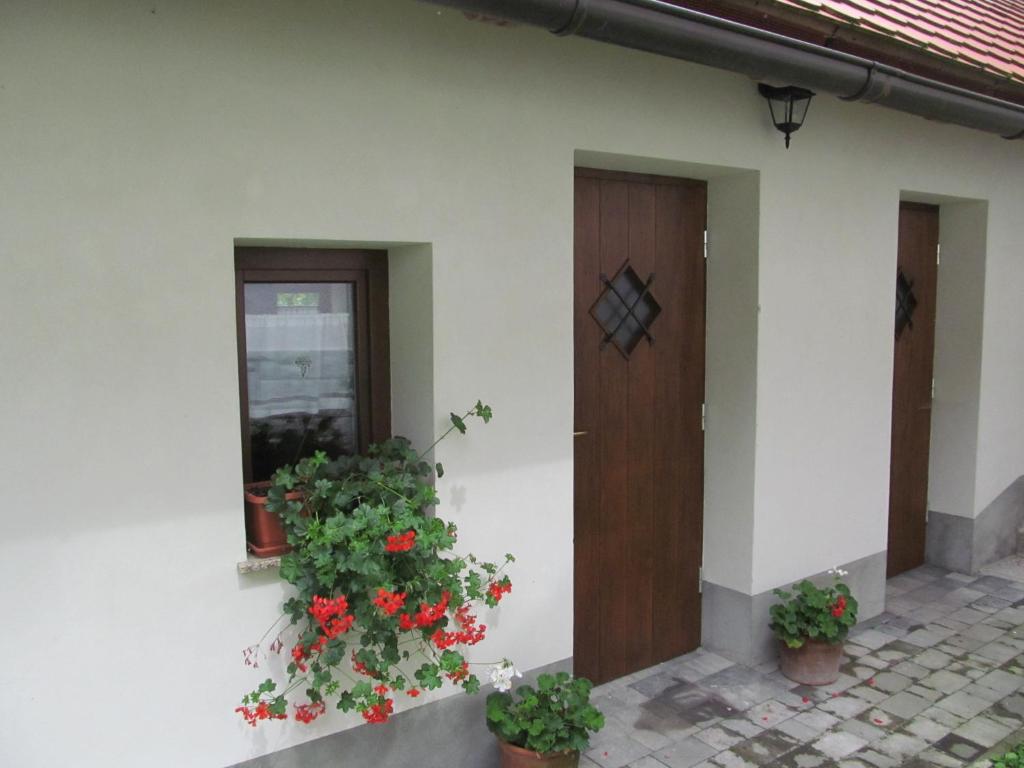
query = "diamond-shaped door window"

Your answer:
(589, 264), (661, 358)
(895, 268), (918, 339)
